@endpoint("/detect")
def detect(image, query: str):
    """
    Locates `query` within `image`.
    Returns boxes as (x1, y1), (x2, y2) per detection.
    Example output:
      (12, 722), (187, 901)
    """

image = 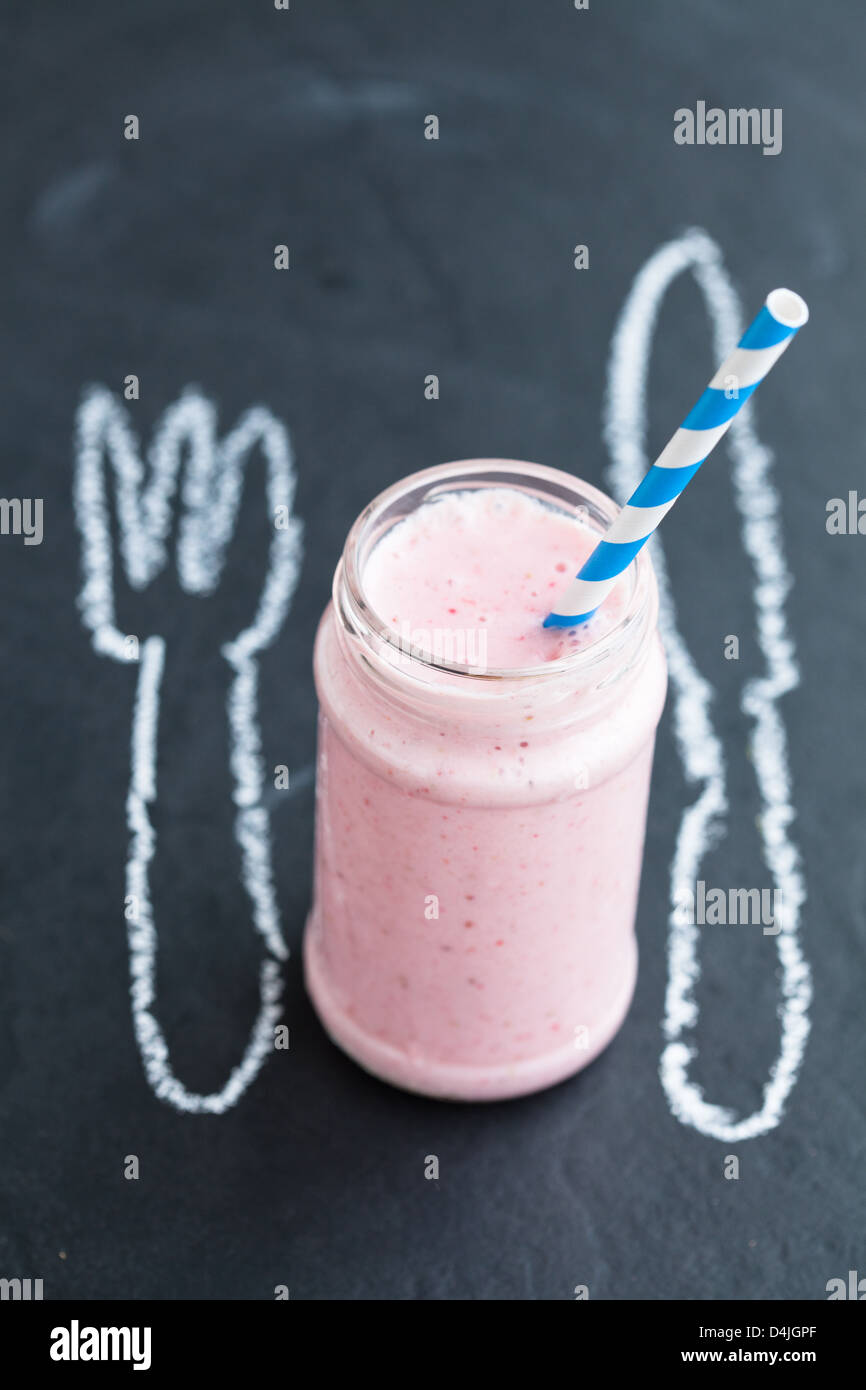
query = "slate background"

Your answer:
(0, 0), (863, 1299)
